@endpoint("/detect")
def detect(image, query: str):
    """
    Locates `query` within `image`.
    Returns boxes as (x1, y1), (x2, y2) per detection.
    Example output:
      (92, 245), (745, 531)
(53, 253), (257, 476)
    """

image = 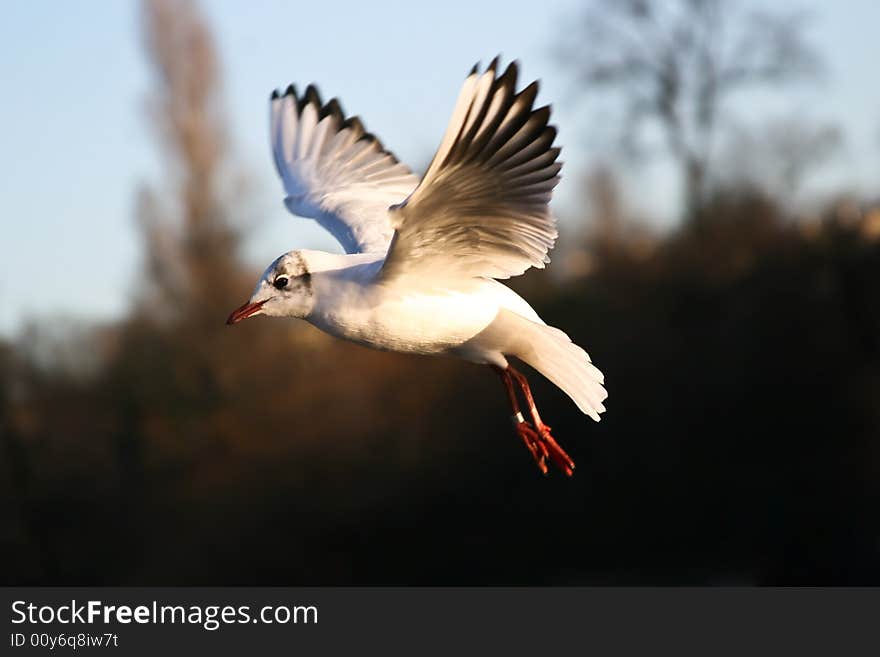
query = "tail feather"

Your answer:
(507, 314), (608, 421)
